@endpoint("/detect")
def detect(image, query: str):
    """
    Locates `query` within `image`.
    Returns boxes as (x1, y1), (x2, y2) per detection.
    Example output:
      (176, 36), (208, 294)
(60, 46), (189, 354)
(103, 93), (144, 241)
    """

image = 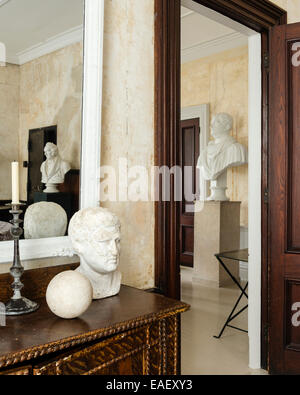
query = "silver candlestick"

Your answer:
(5, 203), (39, 316)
